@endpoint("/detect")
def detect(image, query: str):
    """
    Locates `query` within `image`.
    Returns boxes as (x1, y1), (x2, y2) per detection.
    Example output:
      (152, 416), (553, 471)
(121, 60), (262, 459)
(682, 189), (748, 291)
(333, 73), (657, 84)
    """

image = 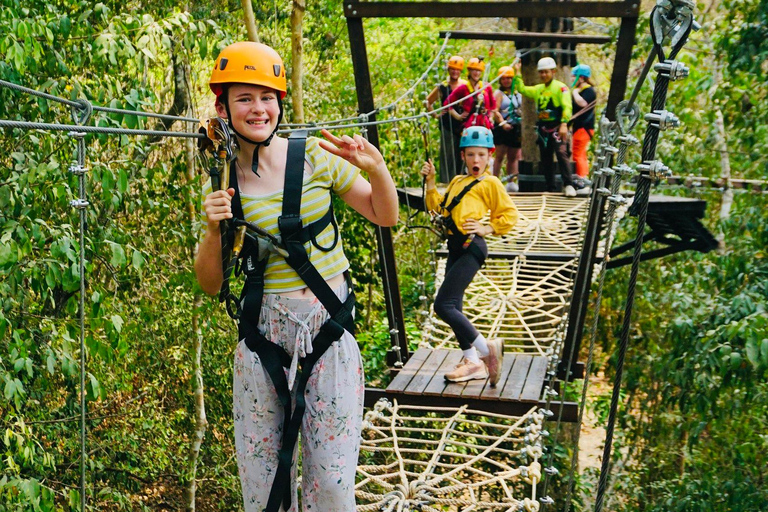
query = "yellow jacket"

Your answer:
(426, 169), (518, 235)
